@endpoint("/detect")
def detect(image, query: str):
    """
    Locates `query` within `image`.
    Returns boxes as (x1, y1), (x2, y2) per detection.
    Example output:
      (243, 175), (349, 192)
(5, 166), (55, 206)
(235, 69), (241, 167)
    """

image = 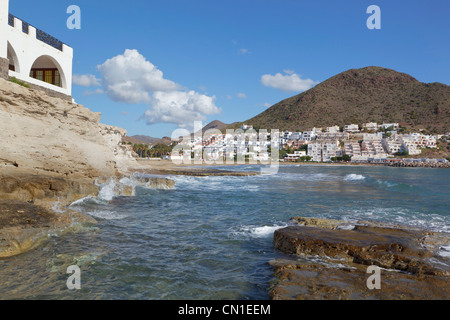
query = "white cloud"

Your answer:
(144, 91), (221, 127)
(83, 88), (104, 96)
(94, 49), (221, 128)
(261, 72), (318, 92)
(262, 102), (271, 108)
(226, 95), (233, 100)
(237, 92), (247, 99)
(73, 74), (101, 87)
(97, 49), (179, 104)
(283, 69), (295, 75)
(238, 48), (250, 55)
